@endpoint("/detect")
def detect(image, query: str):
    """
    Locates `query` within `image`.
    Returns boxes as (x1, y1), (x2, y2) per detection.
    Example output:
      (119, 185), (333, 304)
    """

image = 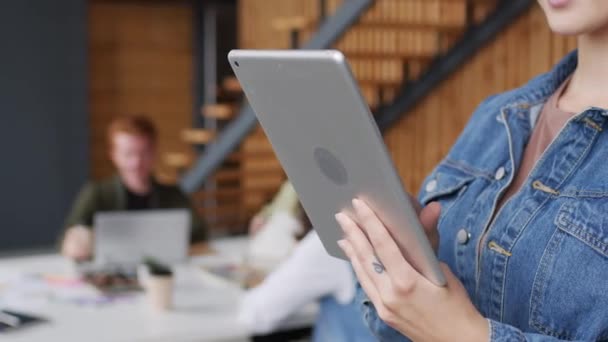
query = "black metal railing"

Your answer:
(375, 0), (534, 131)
